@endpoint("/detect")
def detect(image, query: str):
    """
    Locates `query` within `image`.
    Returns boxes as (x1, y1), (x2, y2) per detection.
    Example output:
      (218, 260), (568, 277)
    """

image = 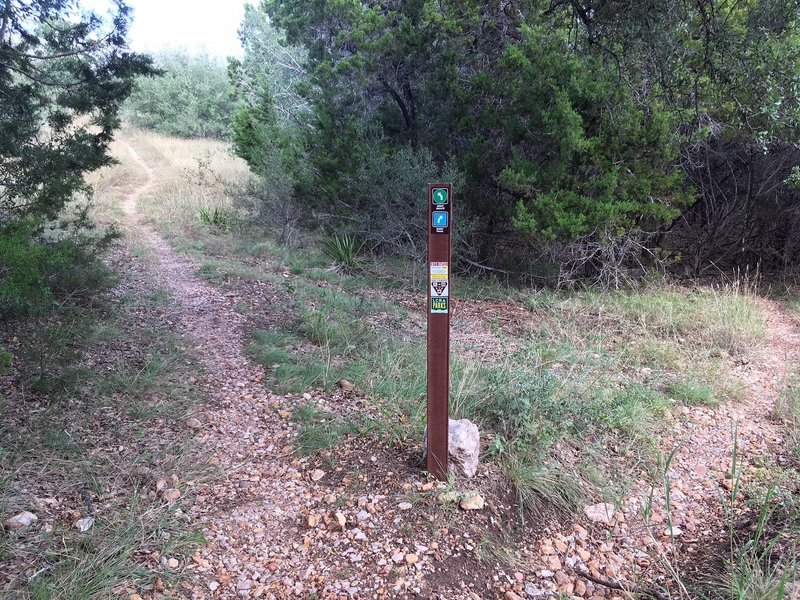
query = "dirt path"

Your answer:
(118, 145), (314, 596)
(119, 141), (800, 599)
(659, 295), (799, 529)
(120, 142), (462, 599)
(602, 296), (800, 586)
